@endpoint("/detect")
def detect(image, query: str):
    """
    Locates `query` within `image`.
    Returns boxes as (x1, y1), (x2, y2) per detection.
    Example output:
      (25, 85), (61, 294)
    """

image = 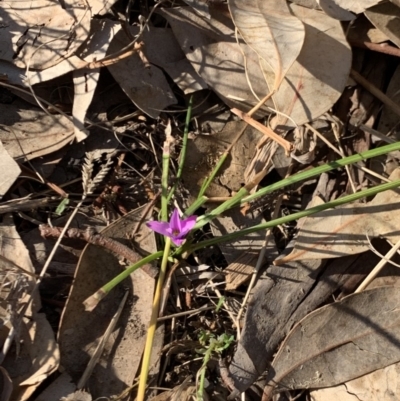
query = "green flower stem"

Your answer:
(101, 251), (163, 294)
(194, 186), (249, 229)
(137, 237), (171, 401)
(182, 178), (400, 254)
(167, 96), (193, 203)
(243, 141), (400, 203)
(193, 141), (400, 230)
(161, 146), (170, 222)
(183, 195), (208, 217)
